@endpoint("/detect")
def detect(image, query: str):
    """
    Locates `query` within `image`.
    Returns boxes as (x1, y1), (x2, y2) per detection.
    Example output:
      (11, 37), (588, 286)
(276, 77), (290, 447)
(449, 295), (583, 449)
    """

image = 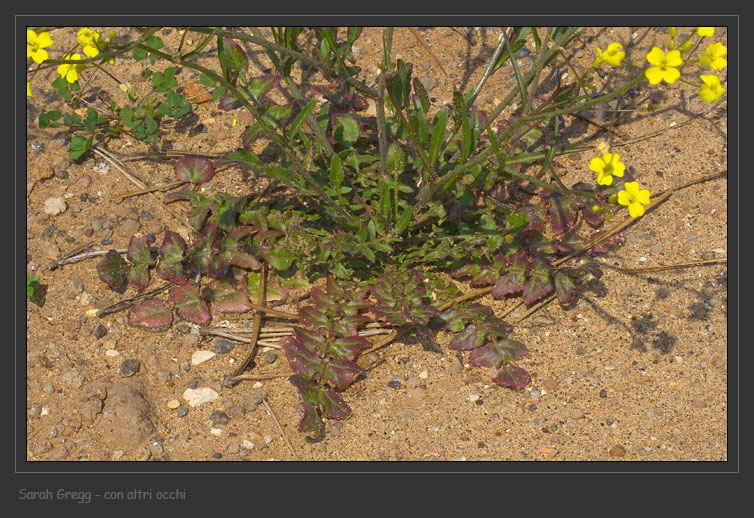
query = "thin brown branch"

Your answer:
(254, 389), (299, 461)
(598, 258), (726, 274)
(233, 264), (267, 377)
